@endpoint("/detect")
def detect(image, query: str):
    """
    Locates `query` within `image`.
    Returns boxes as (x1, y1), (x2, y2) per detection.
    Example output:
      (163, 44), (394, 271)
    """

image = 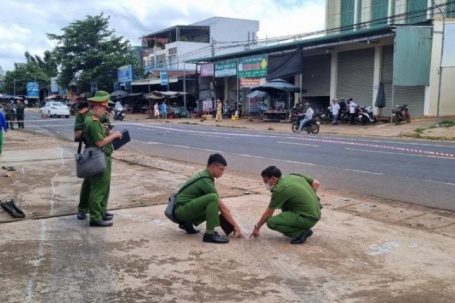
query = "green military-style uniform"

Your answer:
(4, 105), (14, 130)
(266, 174), (321, 238)
(16, 104), (25, 128)
(83, 111), (113, 223)
(76, 107), (111, 216)
(174, 169), (221, 233)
